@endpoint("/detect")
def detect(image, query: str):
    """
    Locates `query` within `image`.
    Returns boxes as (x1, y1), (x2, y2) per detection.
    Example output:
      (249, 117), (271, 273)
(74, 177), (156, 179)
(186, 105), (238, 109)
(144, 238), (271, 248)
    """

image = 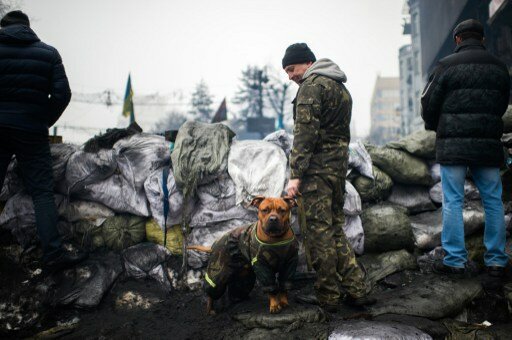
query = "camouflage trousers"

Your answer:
(301, 174), (367, 305)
